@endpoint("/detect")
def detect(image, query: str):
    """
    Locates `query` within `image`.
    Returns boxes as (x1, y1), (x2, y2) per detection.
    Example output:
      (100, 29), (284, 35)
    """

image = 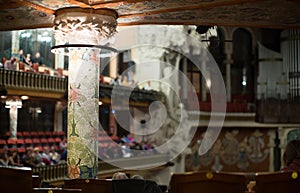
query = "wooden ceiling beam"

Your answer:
(117, 20), (299, 29)
(0, 1), (20, 10)
(118, 0), (260, 17)
(75, 0), (148, 6)
(66, 0), (91, 8)
(18, 0), (54, 15)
